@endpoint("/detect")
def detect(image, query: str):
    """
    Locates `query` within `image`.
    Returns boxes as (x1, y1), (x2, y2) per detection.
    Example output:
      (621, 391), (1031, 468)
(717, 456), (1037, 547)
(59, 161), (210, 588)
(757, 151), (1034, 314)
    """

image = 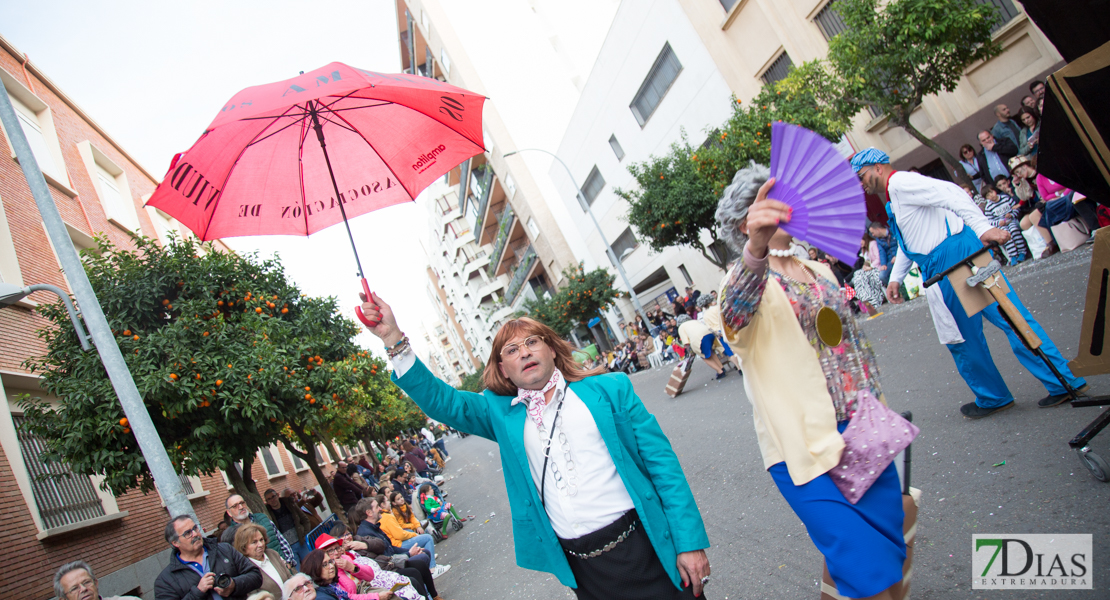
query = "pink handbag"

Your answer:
(831, 390), (919, 504)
